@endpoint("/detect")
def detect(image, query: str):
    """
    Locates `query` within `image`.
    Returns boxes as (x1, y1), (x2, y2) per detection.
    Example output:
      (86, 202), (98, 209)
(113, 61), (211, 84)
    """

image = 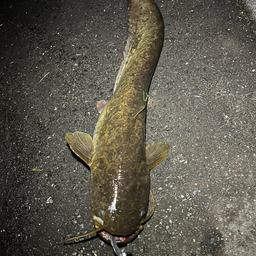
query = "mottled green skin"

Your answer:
(90, 0), (164, 238)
